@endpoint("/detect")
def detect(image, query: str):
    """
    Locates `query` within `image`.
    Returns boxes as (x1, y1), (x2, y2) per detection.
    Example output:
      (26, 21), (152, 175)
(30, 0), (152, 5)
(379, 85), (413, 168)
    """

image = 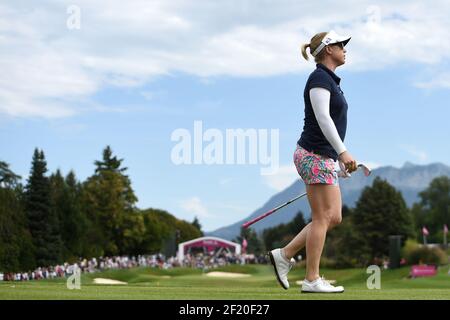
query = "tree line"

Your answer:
(0, 146), (202, 272)
(2, 147), (448, 271)
(236, 176), (450, 267)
